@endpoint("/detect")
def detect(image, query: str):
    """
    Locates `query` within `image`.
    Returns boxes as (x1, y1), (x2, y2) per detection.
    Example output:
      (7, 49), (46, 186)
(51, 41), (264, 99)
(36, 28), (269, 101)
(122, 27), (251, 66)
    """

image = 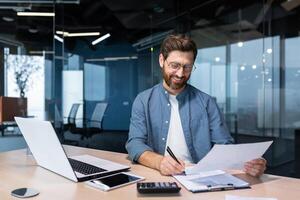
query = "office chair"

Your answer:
(69, 102), (108, 141)
(62, 103), (81, 144)
(53, 104), (64, 141)
(66, 103), (81, 129)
